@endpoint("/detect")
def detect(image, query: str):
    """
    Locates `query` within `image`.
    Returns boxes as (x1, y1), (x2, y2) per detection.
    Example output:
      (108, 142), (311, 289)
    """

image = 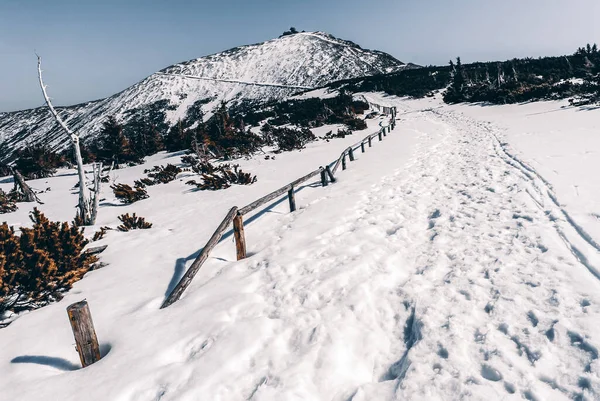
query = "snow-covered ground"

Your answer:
(1, 95), (599, 401)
